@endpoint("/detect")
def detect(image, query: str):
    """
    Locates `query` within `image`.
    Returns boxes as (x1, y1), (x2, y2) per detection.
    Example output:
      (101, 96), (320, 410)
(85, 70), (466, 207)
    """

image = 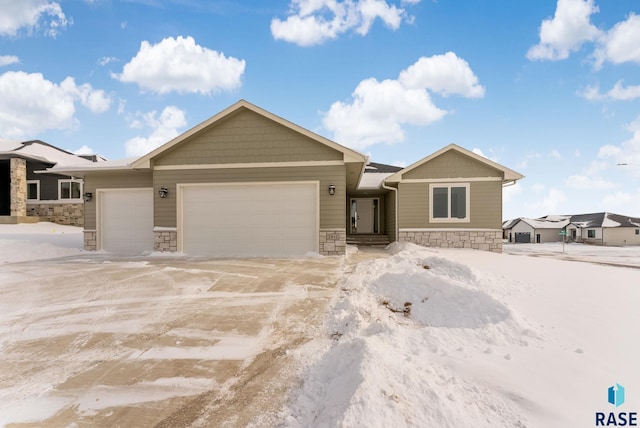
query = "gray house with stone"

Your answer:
(48, 100), (523, 256)
(0, 140), (103, 226)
